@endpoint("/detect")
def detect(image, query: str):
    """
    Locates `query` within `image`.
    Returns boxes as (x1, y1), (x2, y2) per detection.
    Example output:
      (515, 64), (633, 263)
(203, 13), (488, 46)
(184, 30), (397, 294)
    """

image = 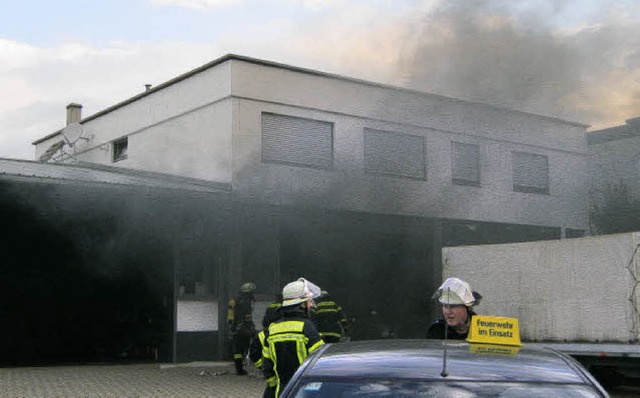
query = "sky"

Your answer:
(1, 0), (639, 160)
